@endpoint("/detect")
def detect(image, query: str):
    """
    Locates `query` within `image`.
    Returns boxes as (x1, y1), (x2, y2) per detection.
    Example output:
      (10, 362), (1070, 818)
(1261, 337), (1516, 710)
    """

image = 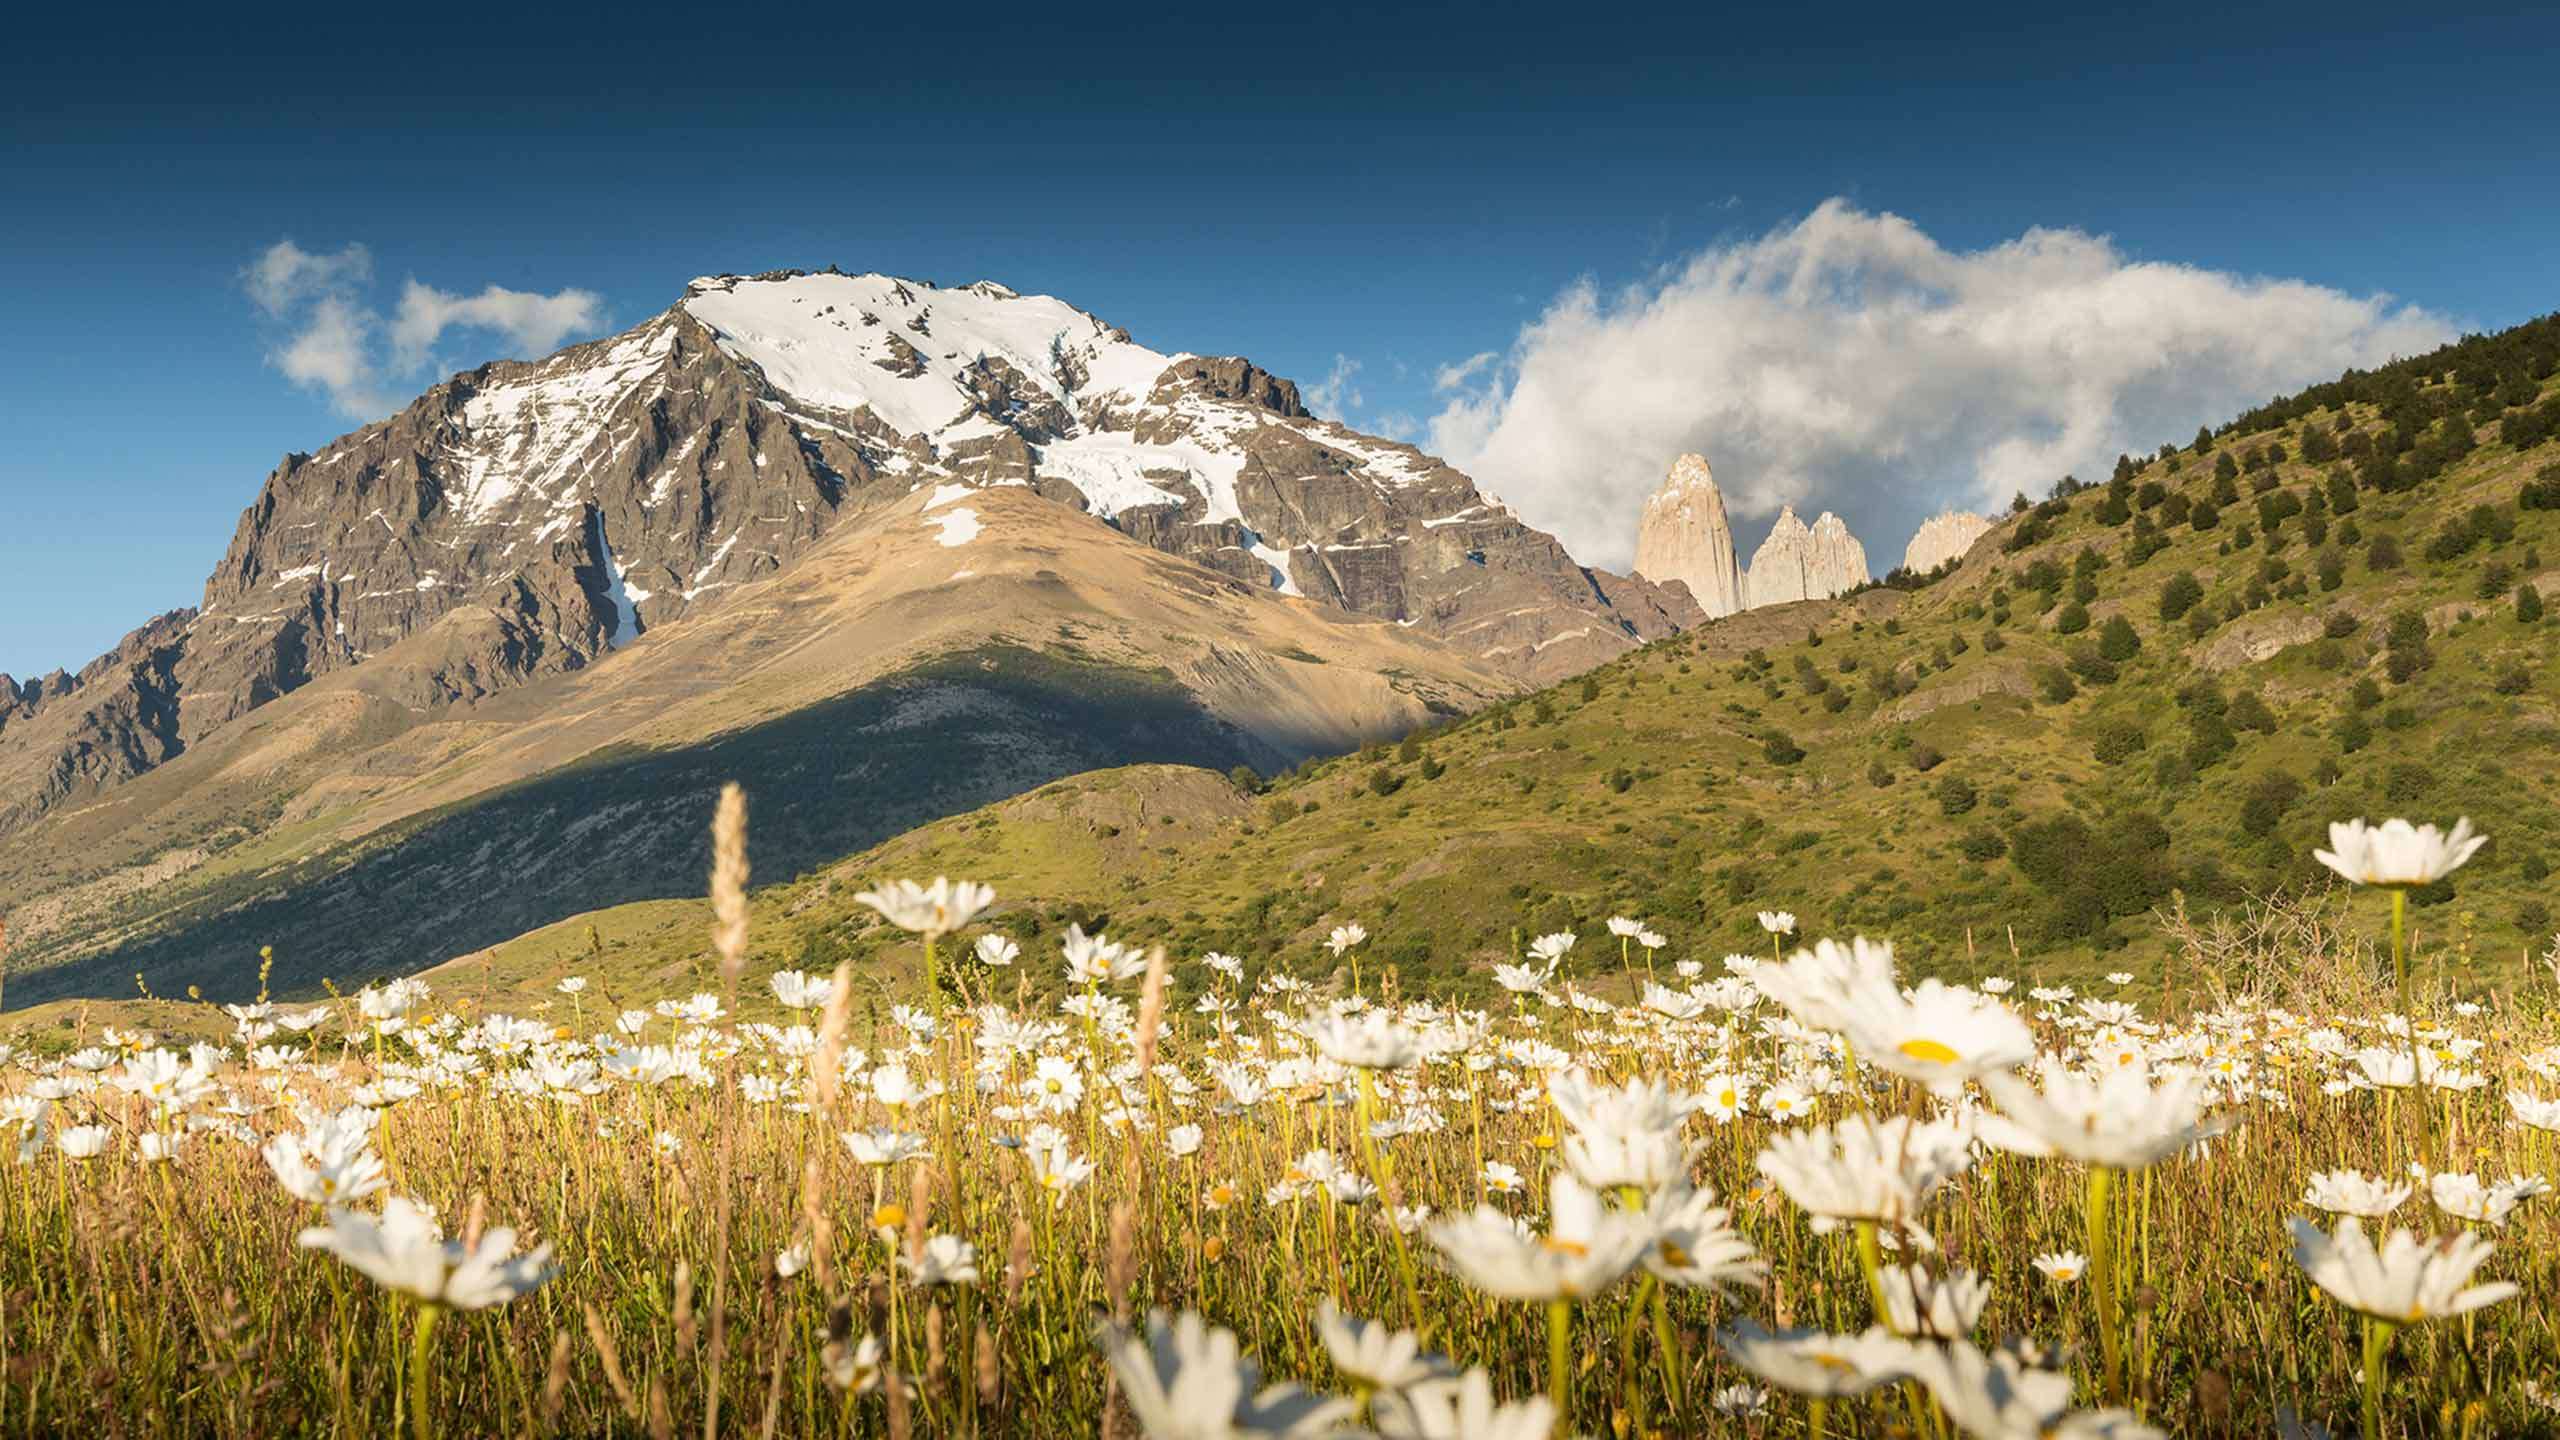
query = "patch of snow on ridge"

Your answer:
(592, 511), (646, 647)
(681, 272), (1180, 441)
(922, 483), (973, 510)
(454, 323), (674, 521)
(927, 508), (981, 548)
